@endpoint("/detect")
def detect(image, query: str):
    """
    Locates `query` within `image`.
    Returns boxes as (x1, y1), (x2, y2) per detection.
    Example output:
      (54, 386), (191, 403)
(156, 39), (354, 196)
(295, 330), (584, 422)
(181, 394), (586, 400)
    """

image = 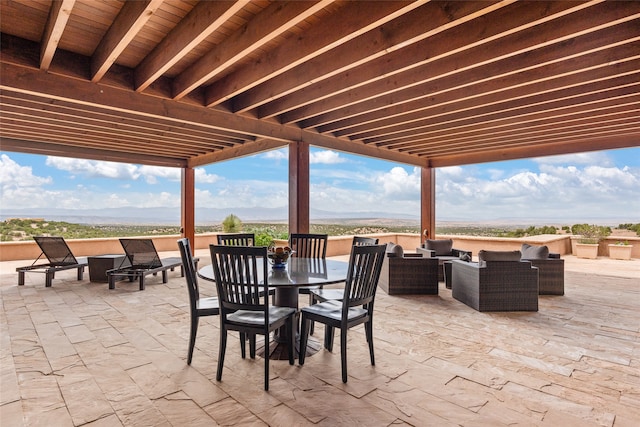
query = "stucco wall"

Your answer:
(2, 233), (637, 262)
